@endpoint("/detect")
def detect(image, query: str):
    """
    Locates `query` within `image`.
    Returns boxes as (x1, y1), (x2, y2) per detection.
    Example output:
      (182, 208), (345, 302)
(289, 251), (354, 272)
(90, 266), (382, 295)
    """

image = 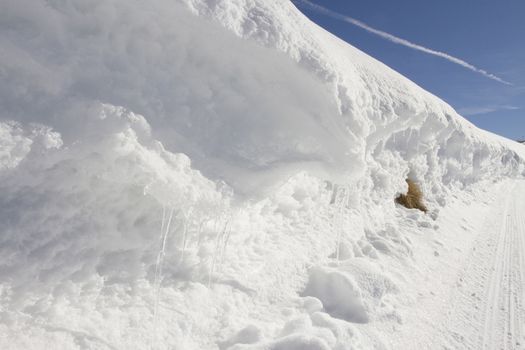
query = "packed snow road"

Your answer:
(442, 180), (525, 350)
